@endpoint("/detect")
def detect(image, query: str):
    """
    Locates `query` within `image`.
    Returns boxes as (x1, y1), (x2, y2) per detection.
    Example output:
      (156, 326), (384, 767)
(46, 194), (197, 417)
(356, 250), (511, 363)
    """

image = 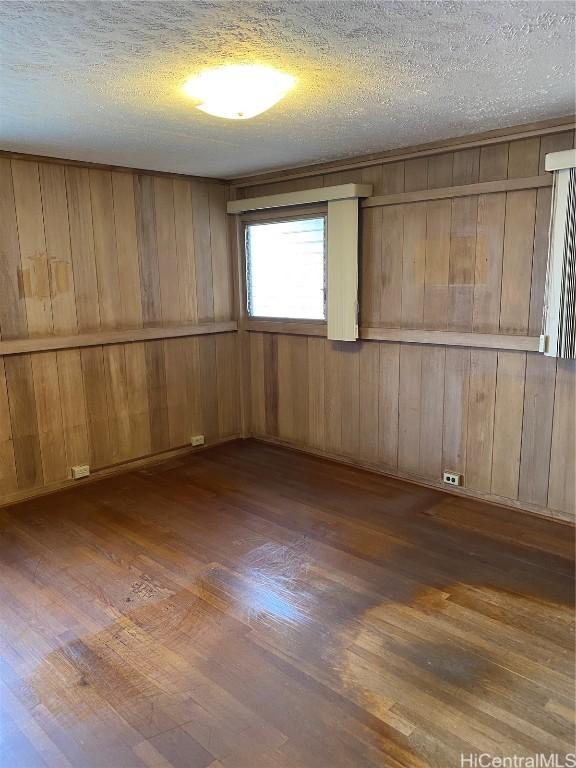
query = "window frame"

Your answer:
(241, 206), (328, 323)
